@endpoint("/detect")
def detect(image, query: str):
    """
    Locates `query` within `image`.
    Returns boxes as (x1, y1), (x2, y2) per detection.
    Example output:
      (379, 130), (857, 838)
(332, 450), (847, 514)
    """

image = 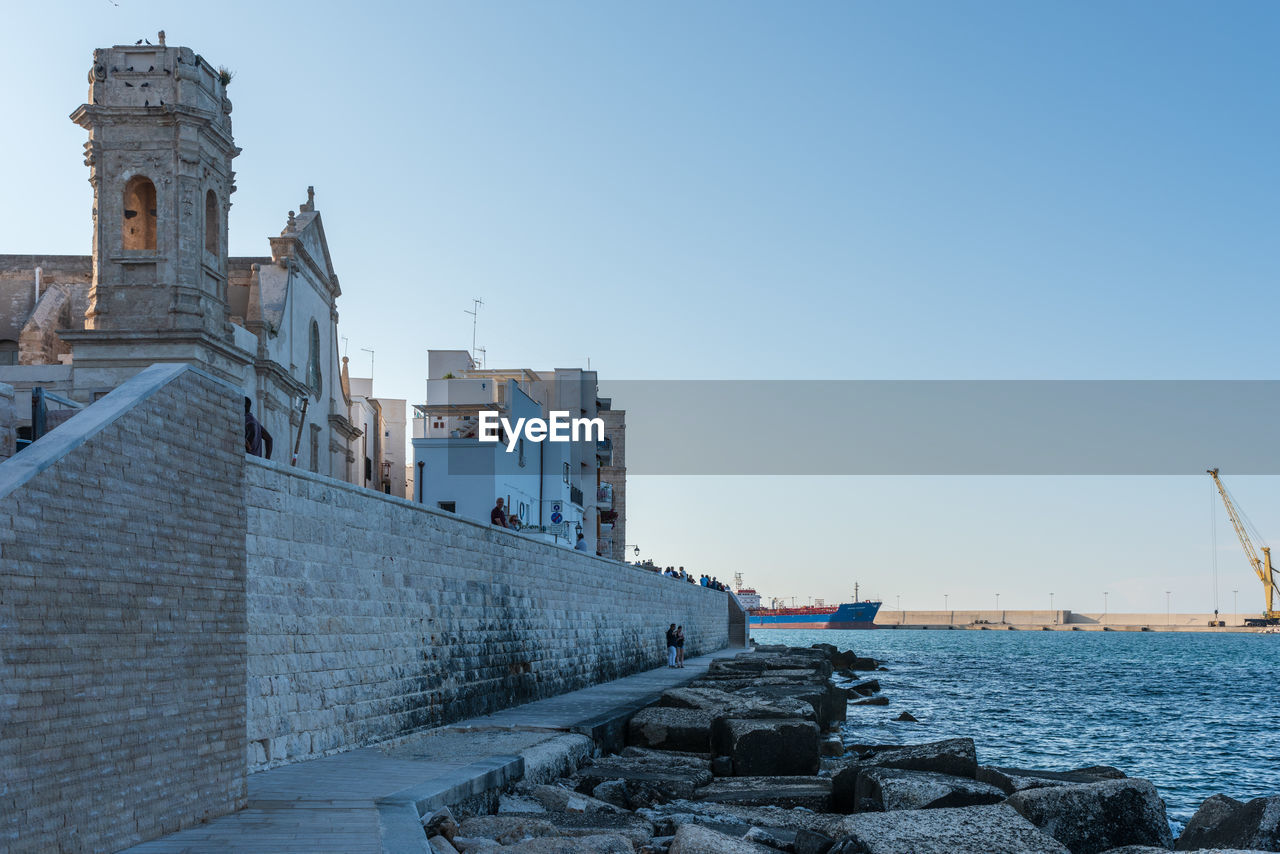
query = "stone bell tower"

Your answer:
(62, 35), (250, 388)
